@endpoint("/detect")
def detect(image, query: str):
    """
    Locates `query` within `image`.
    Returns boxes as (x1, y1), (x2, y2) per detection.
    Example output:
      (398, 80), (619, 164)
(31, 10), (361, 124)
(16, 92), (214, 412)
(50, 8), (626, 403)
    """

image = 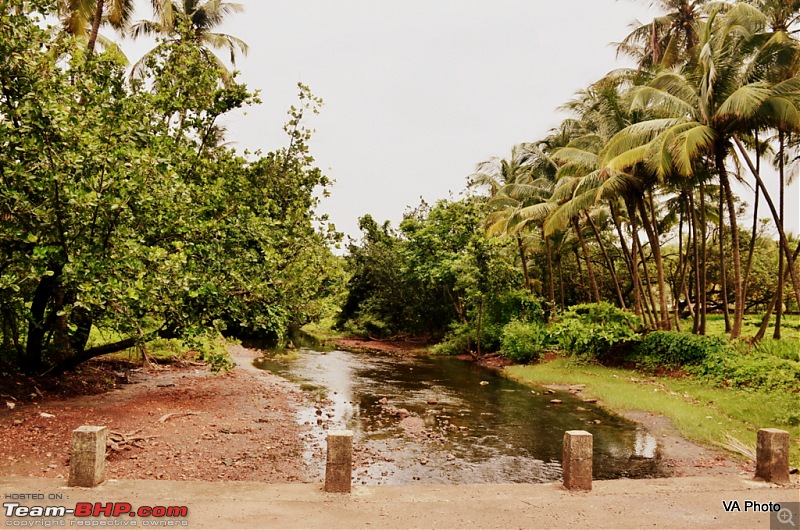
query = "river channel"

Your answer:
(252, 343), (665, 485)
